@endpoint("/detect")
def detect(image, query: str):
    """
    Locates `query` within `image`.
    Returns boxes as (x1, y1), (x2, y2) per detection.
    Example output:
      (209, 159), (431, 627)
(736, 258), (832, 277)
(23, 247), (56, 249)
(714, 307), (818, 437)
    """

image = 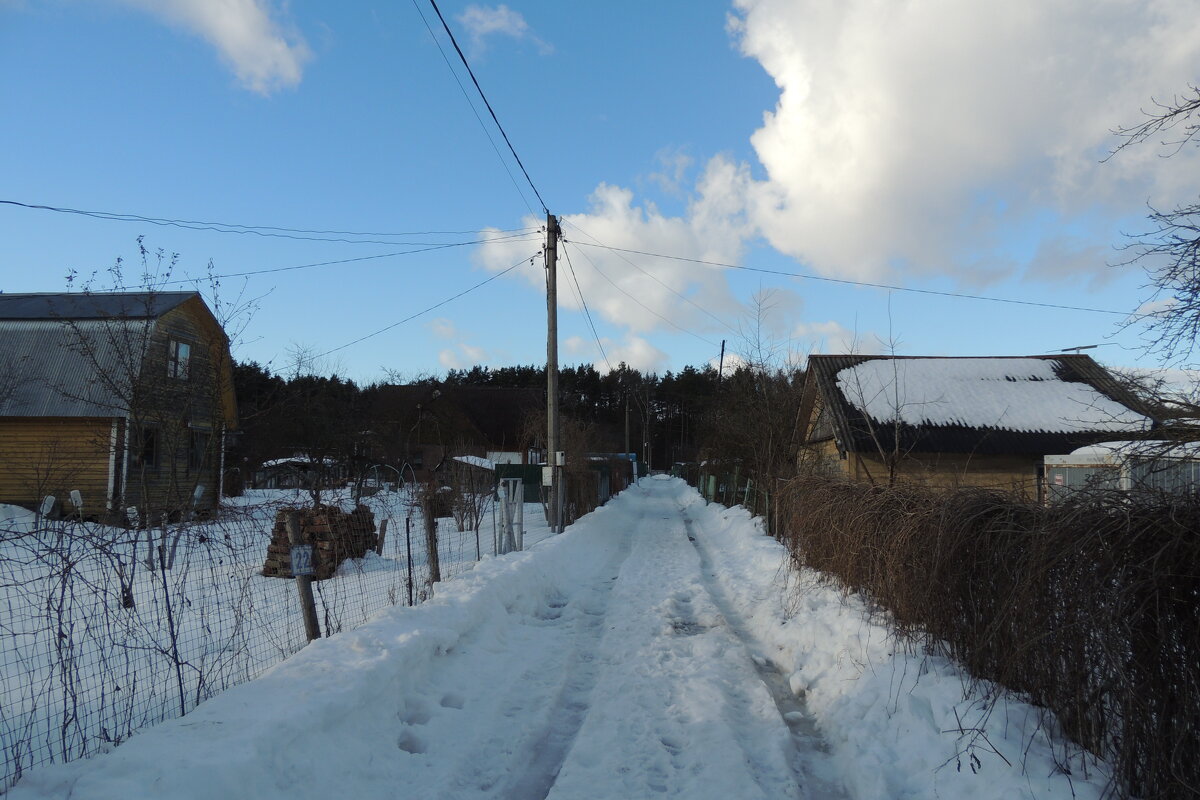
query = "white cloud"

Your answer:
(793, 320), (863, 356)
(122, 0), (311, 93)
(429, 317), (458, 340)
(478, 156), (754, 343)
(429, 318), (493, 368)
(562, 333), (668, 374)
(457, 4), (551, 55)
(600, 336), (669, 374)
(730, 0), (1200, 283)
